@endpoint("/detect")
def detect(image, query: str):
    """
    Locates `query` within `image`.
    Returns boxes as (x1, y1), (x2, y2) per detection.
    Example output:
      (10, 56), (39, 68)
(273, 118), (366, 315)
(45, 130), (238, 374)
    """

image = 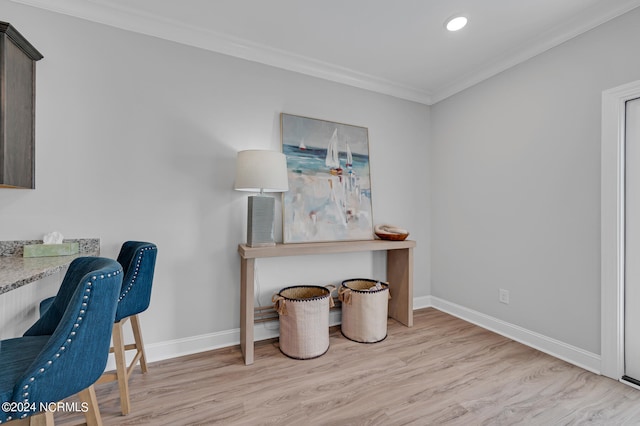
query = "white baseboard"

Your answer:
(107, 296), (600, 375)
(105, 310), (343, 371)
(413, 295), (433, 310)
(429, 296), (601, 374)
